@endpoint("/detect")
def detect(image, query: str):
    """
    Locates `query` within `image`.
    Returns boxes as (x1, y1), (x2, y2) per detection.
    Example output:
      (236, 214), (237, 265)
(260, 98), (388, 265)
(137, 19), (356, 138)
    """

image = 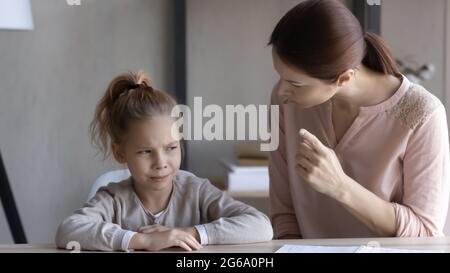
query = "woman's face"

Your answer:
(272, 49), (339, 108)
